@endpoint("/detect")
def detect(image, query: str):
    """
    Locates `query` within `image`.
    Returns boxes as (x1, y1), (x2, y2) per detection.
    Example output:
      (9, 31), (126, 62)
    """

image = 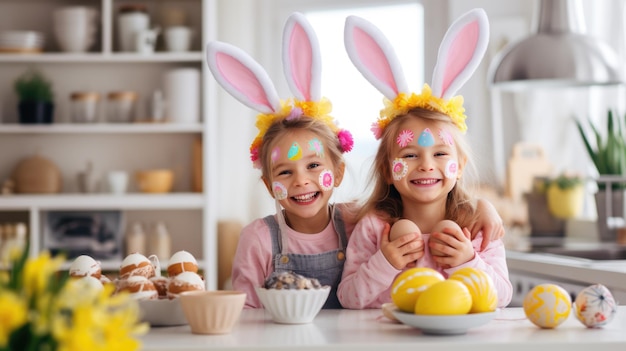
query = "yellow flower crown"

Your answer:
(371, 83), (467, 139)
(249, 97), (353, 168)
